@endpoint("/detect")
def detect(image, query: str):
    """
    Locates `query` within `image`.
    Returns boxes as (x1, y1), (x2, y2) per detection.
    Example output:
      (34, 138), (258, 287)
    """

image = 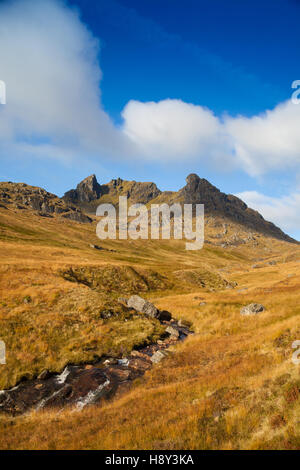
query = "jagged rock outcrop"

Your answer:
(0, 182), (92, 223)
(63, 174), (102, 203)
(179, 174), (295, 243)
(2, 172), (297, 242)
(63, 175), (161, 209)
(106, 178), (161, 204)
